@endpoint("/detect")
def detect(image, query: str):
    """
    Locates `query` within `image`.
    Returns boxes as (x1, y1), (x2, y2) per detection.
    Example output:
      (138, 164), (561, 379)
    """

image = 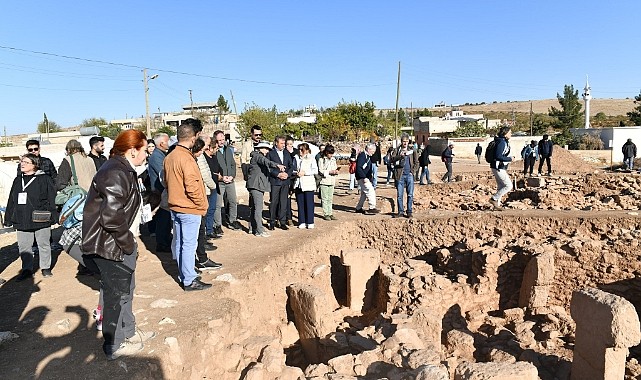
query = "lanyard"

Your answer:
(21, 175), (36, 191)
